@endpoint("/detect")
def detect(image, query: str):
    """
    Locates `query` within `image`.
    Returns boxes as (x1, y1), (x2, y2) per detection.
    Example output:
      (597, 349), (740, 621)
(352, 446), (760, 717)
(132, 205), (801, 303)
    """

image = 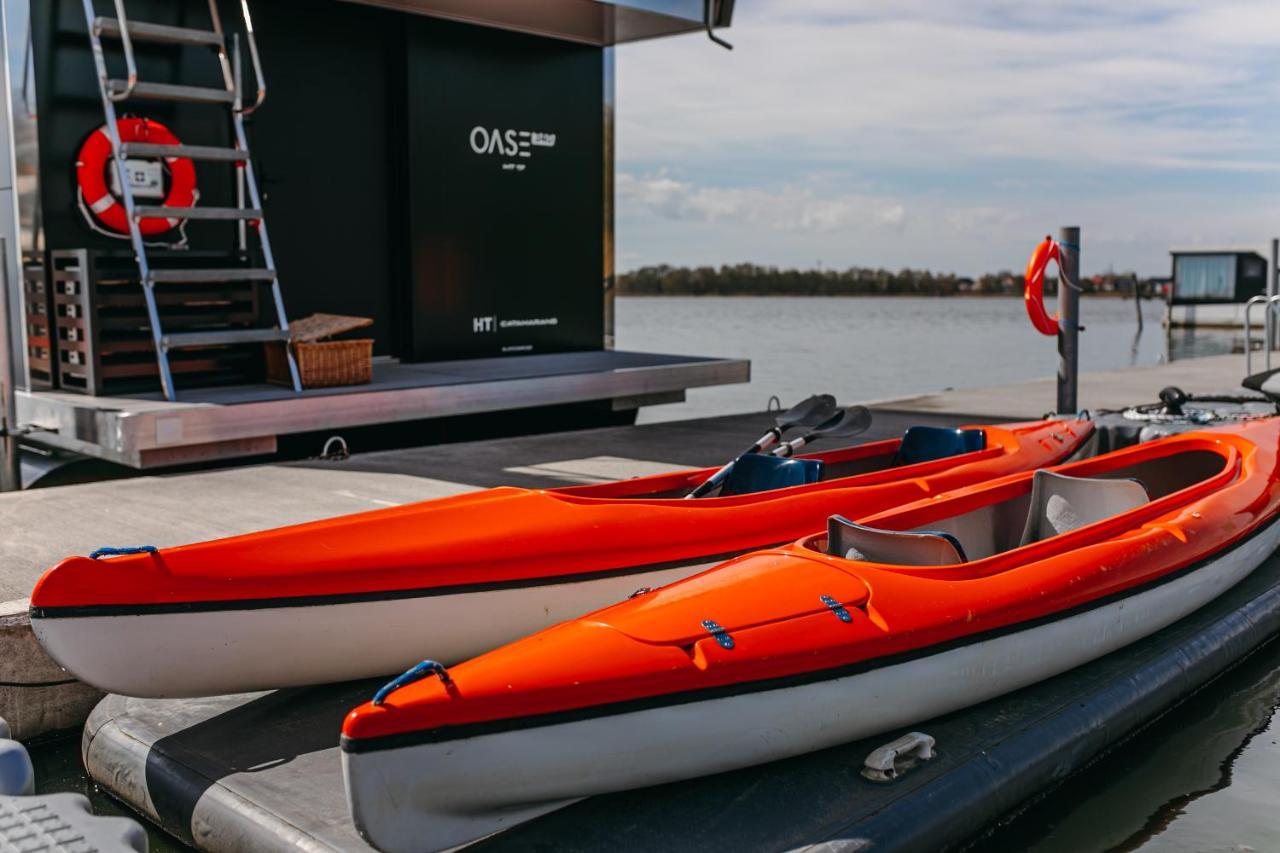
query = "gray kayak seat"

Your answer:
(828, 515), (968, 565)
(1018, 470), (1149, 547)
